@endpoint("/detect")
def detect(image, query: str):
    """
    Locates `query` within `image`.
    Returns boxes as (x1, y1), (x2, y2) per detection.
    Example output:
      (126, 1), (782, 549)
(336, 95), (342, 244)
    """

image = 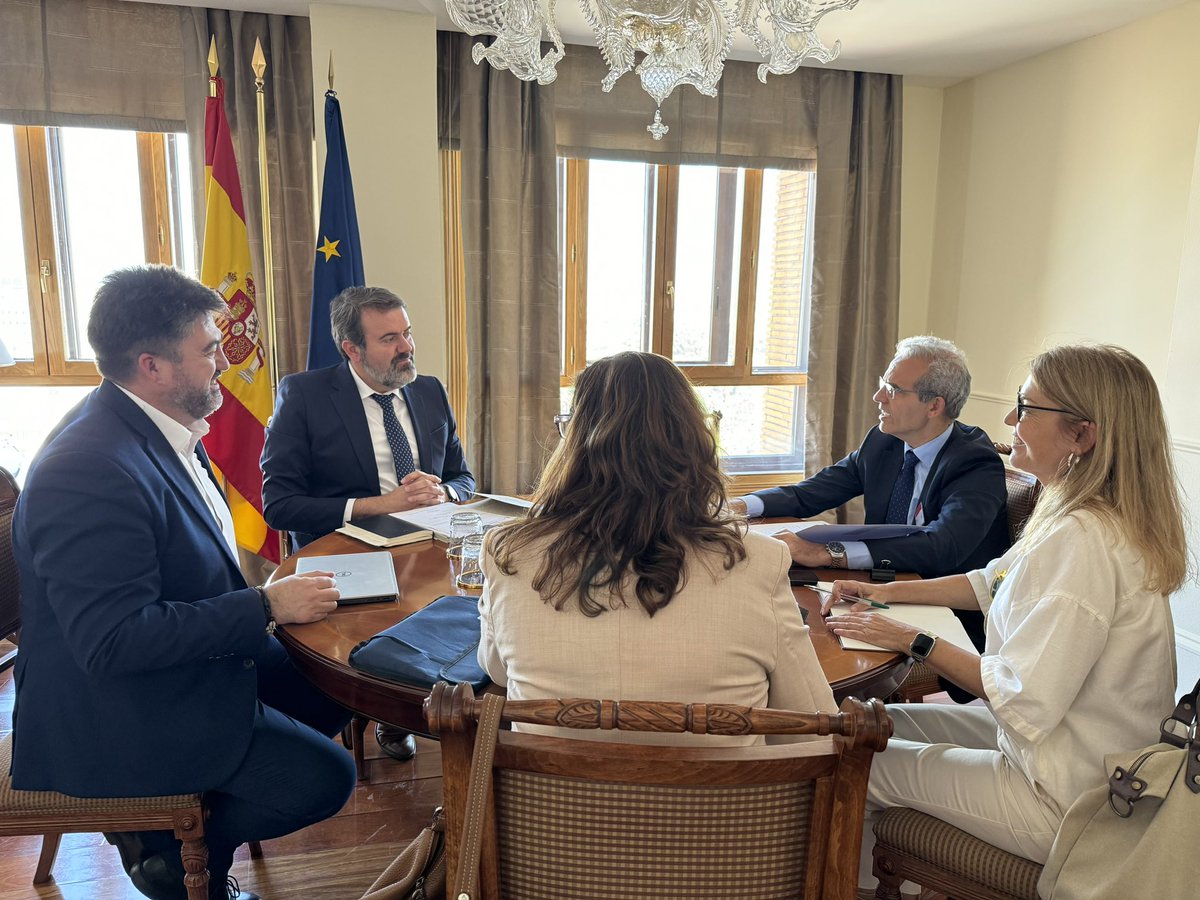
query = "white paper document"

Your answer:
(391, 493), (532, 541)
(750, 521), (922, 542)
(828, 603), (980, 655)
